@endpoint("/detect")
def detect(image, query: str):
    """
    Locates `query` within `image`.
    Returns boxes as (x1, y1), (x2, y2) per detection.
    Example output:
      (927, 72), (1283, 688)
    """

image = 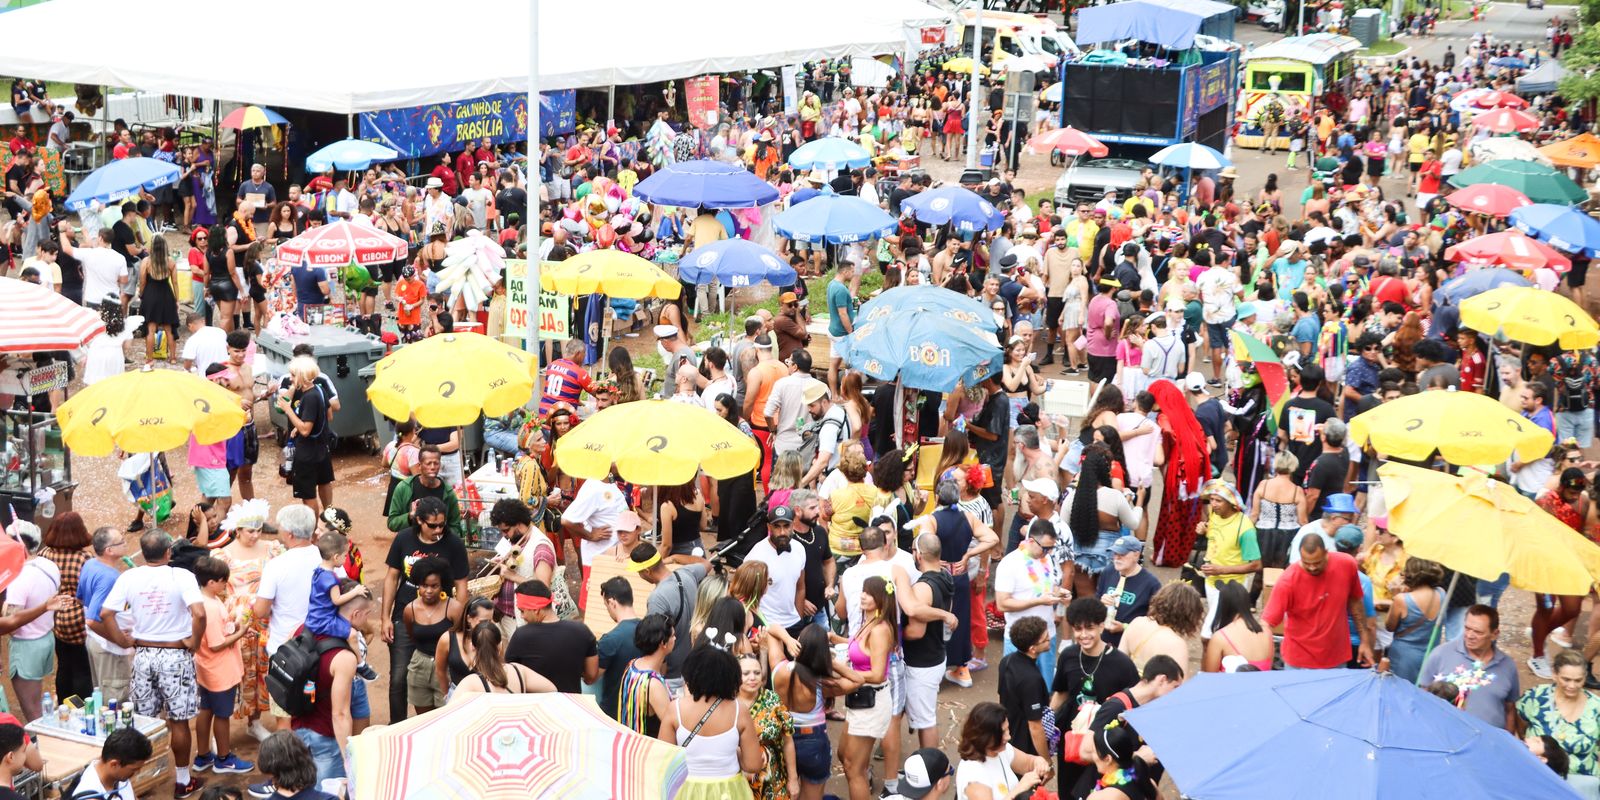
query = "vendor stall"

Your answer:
(2, 409), (74, 525)
(27, 715), (172, 798)
(1235, 34), (1360, 150)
